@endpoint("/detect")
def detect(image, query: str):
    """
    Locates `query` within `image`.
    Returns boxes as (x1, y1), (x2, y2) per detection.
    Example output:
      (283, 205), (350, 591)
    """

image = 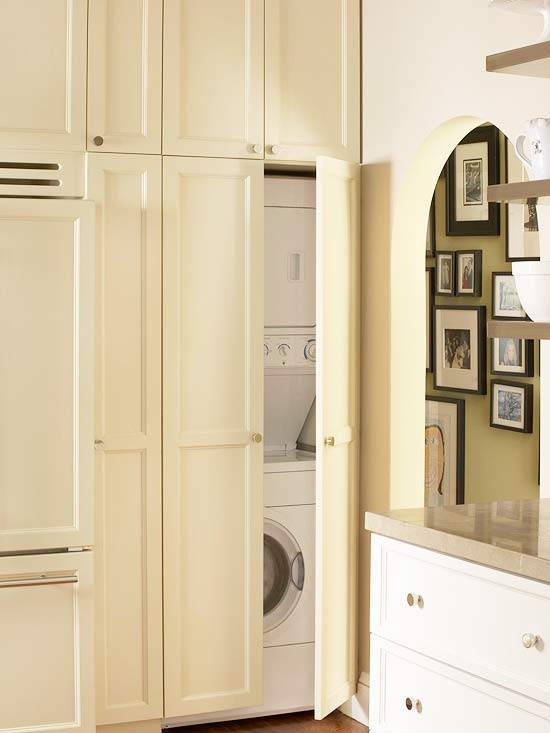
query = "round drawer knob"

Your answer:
(252, 433), (263, 444)
(94, 439), (105, 450)
(270, 144), (281, 155)
(93, 135), (104, 147)
(407, 593), (424, 608)
(522, 633), (541, 649)
(251, 144), (262, 154)
(405, 698), (422, 713)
